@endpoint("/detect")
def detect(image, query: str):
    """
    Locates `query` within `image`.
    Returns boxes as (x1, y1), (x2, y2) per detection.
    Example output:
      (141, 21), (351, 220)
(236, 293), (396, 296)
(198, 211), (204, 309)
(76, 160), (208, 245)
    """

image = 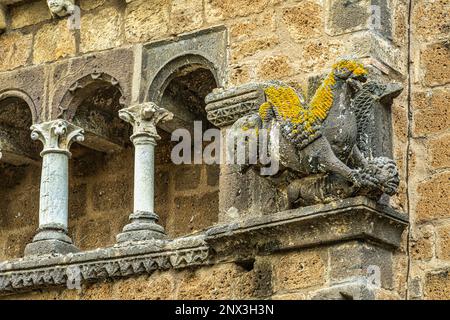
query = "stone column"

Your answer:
(116, 102), (173, 243)
(24, 119), (84, 256)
